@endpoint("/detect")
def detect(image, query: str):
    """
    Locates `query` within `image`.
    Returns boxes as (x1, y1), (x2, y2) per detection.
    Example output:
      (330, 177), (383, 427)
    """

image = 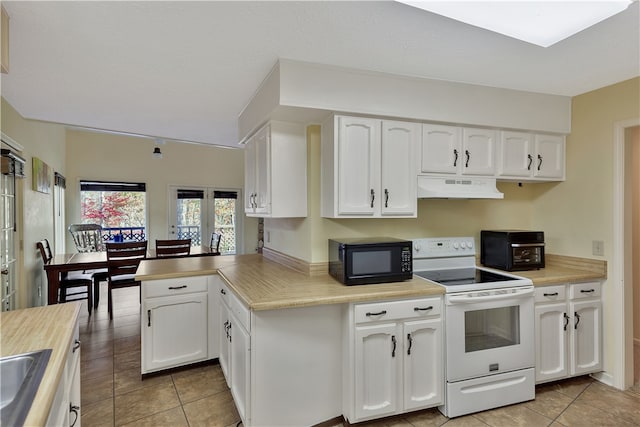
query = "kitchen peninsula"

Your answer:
(134, 251), (606, 426)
